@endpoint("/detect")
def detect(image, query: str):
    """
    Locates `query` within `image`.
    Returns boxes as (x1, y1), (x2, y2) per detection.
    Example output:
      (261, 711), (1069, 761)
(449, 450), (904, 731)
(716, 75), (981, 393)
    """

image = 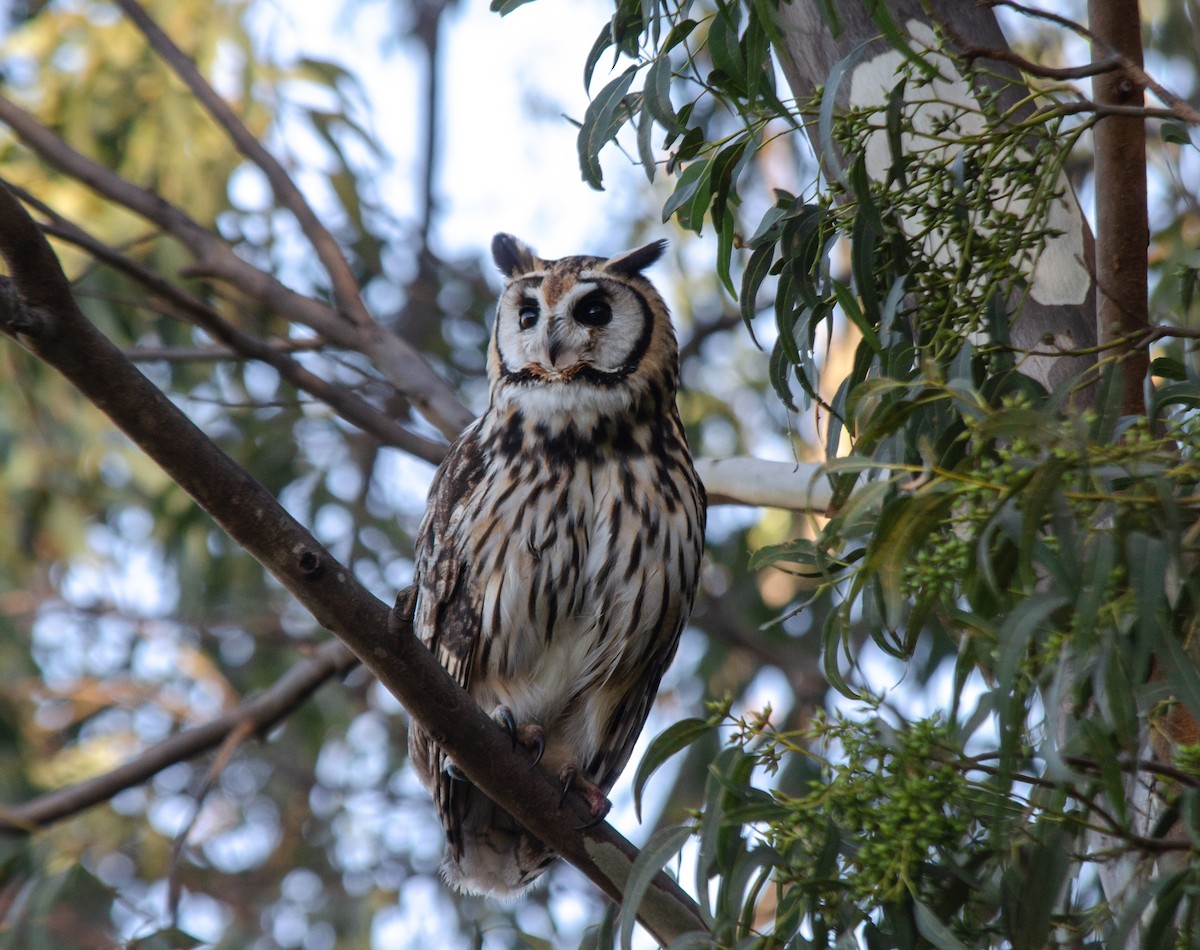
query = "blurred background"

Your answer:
(0, 0), (1195, 947)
